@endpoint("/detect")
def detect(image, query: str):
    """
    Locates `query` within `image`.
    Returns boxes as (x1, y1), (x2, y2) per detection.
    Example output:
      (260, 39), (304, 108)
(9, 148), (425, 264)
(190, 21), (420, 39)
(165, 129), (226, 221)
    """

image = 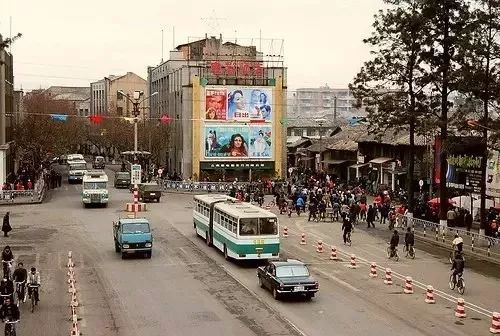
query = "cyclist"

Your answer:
(1, 247), (14, 280)
(389, 230), (400, 257)
(342, 215), (353, 245)
(12, 262), (27, 303)
(452, 233), (464, 259)
(27, 267), (41, 304)
(0, 278), (14, 306)
(295, 197), (305, 216)
(0, 297), (20, 323)
(404, 227), (415, 254)
(451, 252), (465, 285)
